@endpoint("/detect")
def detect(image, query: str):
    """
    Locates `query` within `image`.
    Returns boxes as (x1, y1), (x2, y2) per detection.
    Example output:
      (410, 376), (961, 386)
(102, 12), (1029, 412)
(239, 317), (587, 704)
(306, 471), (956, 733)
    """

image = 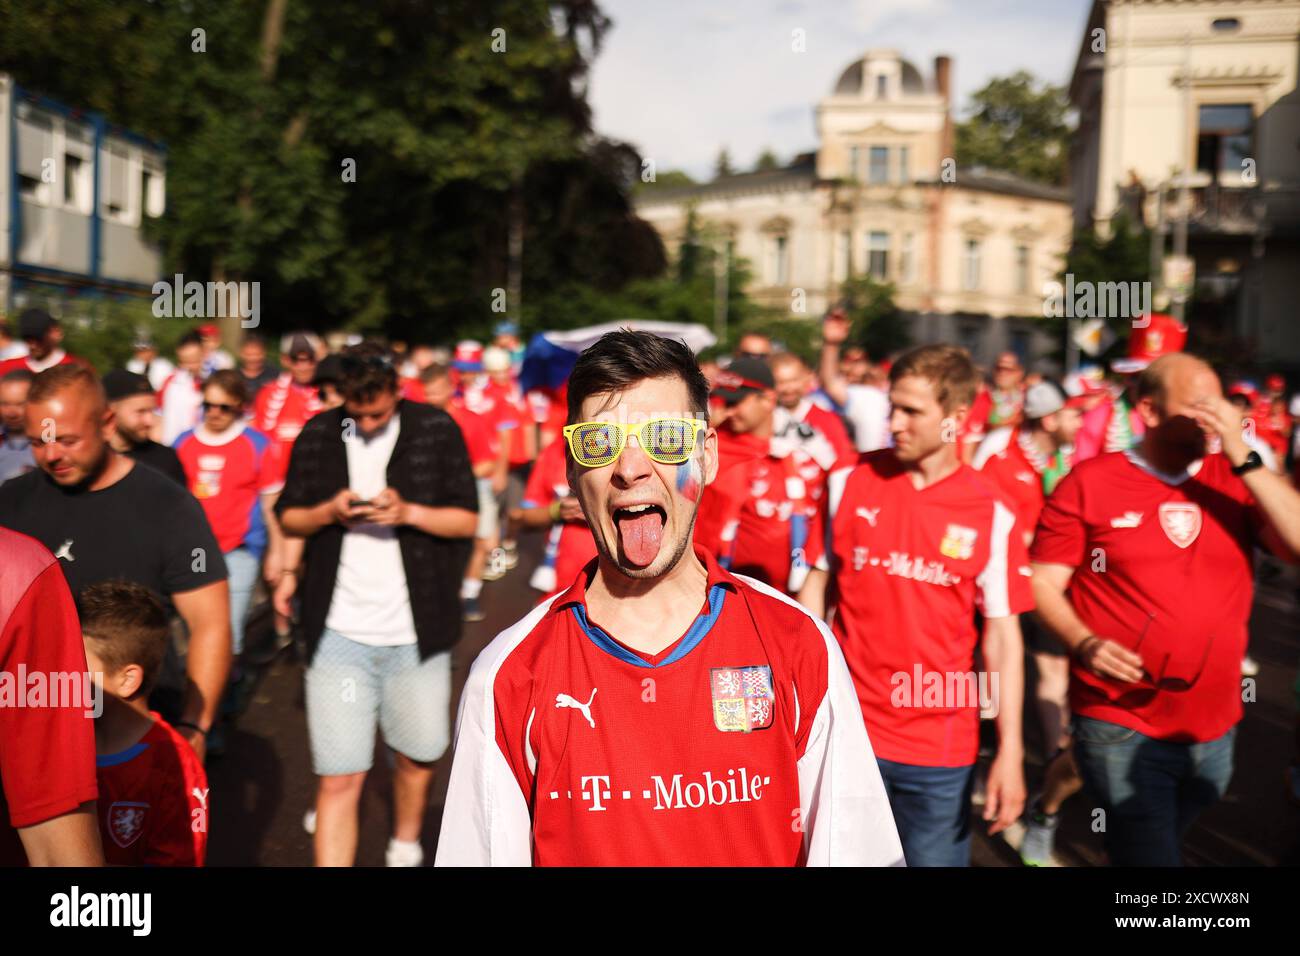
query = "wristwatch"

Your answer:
(1231, 450), (1264, 476)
